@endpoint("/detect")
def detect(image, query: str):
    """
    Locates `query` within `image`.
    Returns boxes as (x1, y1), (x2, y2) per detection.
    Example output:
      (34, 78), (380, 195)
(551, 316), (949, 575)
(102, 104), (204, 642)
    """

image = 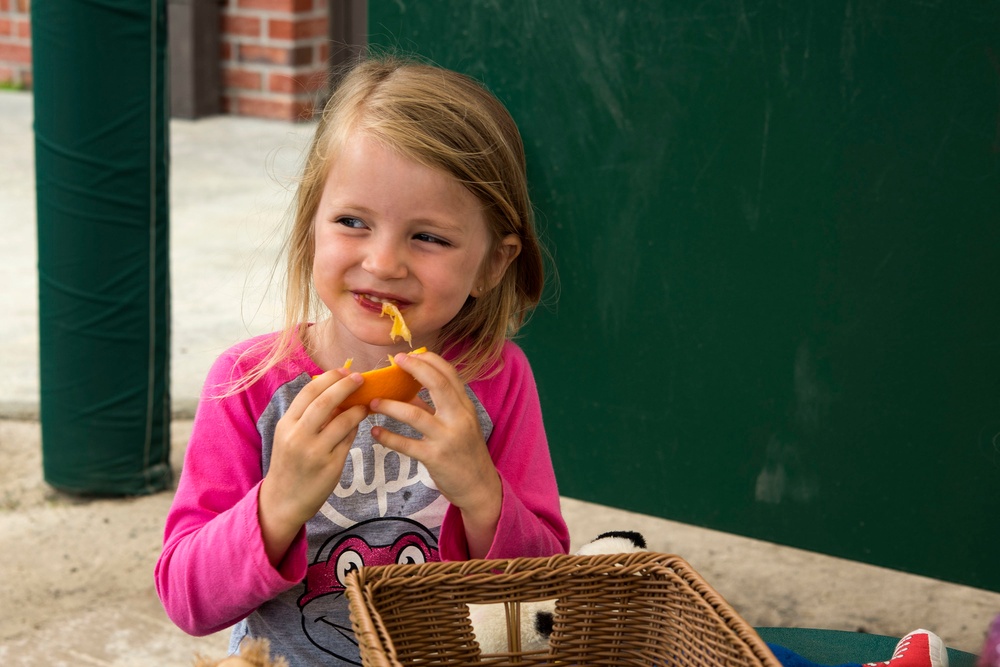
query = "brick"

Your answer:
(266, 18), (293, 40)
(15, 17), (29, 39)
(267, 15), (326, 41)
(0, 0), (10, 13)
(267, 68), (327, 94)
(0, 42), (31, 64)
(238, 43), (291, 66)
(221, 14), (261, 38)
(0, 19), (11, 37)
(237, 0), (313, 12)
(231, 94), (315, 122)
(15, 0), (29, 12)
(291, 44), (317, 66)
(265, 71), (294, 94)
(223, 66), (263, 91)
